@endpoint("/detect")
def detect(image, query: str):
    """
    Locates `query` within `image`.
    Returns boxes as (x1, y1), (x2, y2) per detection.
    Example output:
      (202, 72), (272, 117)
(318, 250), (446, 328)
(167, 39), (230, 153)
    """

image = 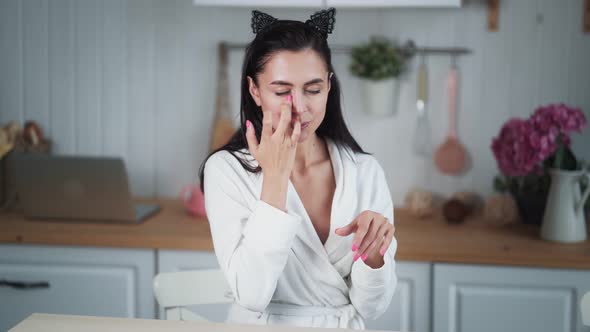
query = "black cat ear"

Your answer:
(305, 7), (336, 38)
(251, 10), (278, 34)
